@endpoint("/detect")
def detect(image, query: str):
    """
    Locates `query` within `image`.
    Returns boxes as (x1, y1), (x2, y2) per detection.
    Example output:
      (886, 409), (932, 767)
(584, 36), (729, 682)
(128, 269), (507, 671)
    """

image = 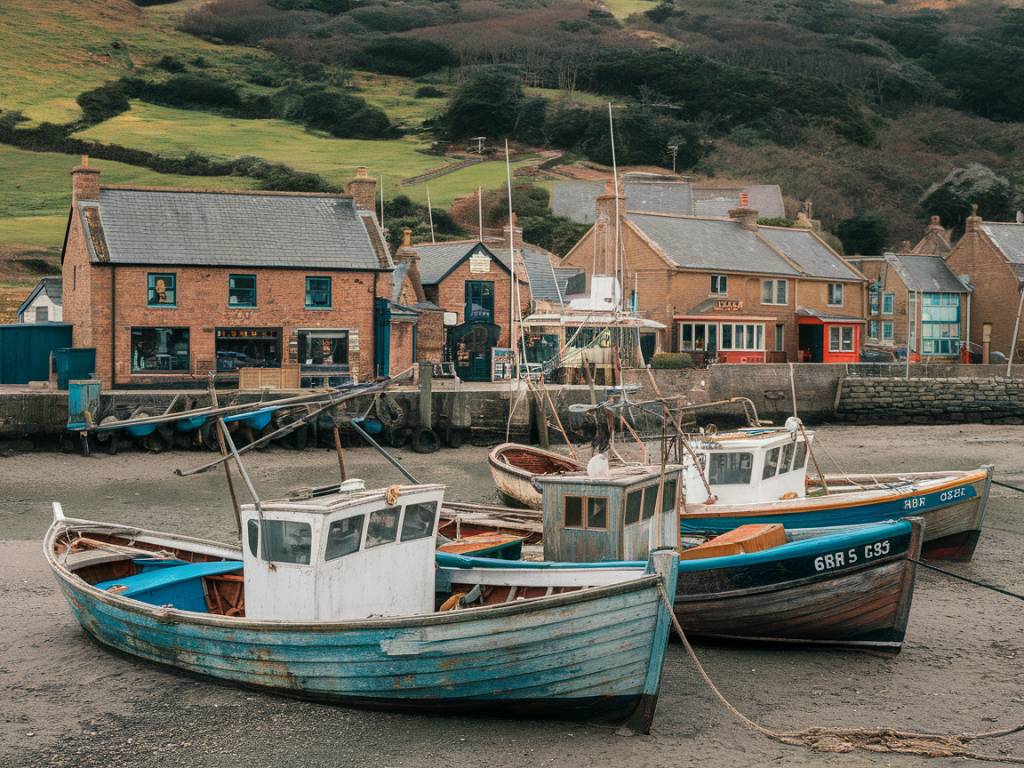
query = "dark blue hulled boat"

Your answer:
(45, 482), (678, 731)
(455, 464), (925, 652)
